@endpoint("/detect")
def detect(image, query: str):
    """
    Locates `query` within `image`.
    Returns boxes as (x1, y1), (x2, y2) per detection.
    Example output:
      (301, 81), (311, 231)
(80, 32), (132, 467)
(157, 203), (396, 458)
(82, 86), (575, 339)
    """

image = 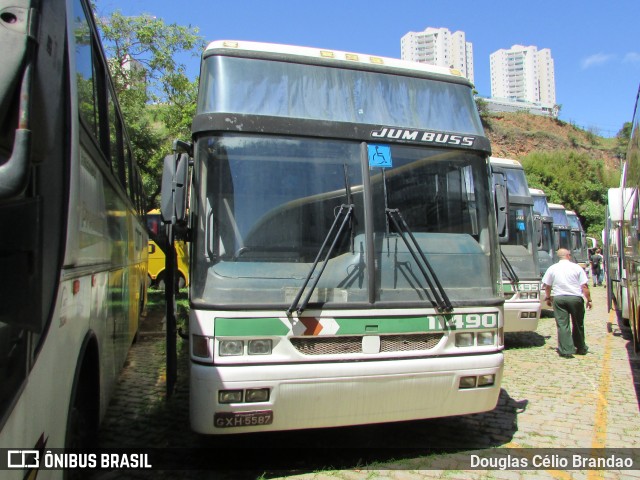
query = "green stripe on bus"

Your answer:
(337, 316), (438, 334)
(215, 318), (289, 337)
